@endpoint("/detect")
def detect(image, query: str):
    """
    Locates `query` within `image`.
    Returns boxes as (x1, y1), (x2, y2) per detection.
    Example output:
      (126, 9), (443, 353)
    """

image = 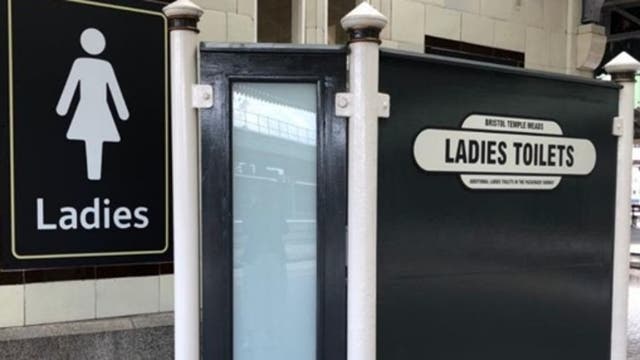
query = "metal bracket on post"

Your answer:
(335, 93), (354, 117)
(612, 116), (624, 137)
(335, 92), (390, 118)
(378, 93), (390, 118)
(192, 84), (213, 109)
